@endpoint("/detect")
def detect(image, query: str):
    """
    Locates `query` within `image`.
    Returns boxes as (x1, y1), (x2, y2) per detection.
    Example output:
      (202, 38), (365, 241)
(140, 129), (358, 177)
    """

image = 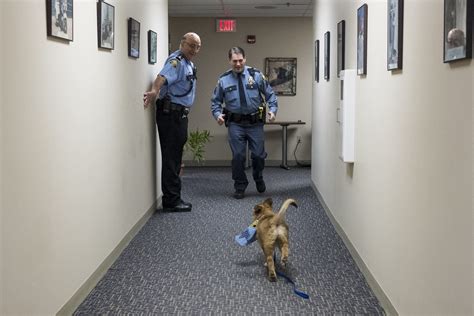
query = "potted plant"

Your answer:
(181, 129), (212, 174)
